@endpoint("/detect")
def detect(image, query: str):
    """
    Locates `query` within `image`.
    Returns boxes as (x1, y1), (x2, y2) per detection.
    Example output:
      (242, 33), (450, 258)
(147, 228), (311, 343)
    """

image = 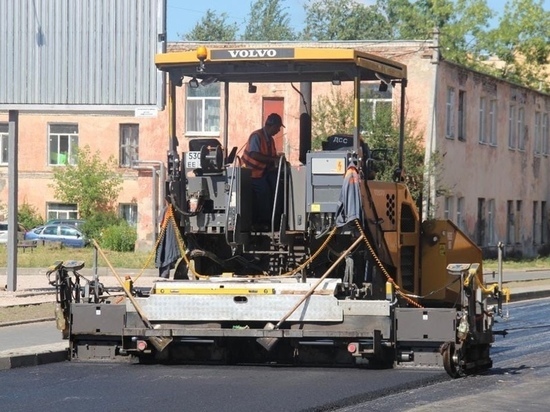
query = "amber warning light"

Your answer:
(196, 46), (208, 72)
